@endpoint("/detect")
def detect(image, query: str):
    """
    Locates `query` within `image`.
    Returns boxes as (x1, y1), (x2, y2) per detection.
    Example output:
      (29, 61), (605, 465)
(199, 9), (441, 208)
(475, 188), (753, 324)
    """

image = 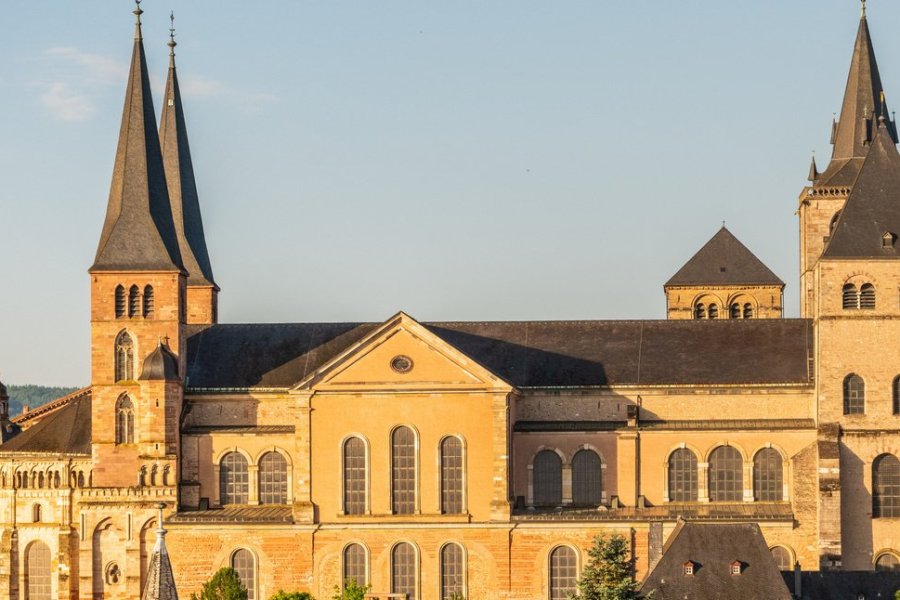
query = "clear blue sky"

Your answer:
(0, 1), (895, 386)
